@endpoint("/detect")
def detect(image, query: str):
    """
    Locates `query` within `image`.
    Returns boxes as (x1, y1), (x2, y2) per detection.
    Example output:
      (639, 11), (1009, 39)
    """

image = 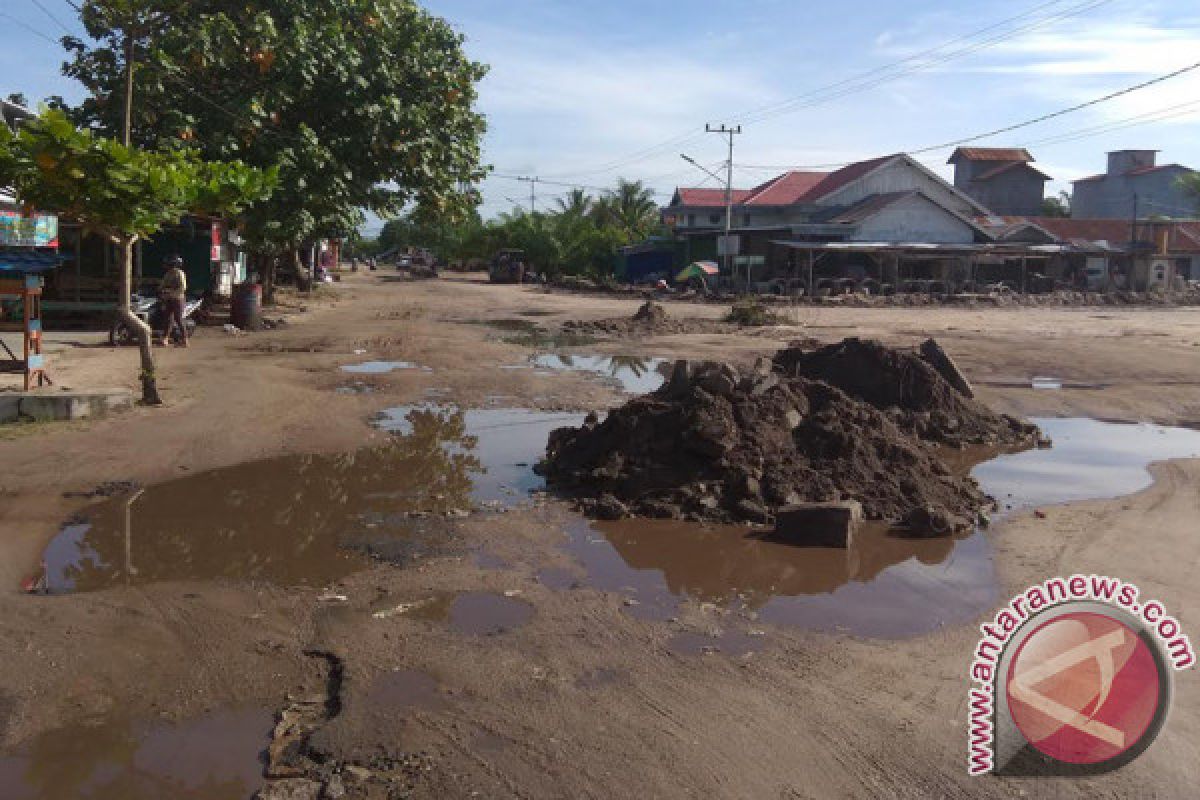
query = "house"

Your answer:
(1071, 150), (1198, 219)
(663, 153), (995, 286)
(948, 147), (1050, 216)
(979, 215), (1200, 289)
